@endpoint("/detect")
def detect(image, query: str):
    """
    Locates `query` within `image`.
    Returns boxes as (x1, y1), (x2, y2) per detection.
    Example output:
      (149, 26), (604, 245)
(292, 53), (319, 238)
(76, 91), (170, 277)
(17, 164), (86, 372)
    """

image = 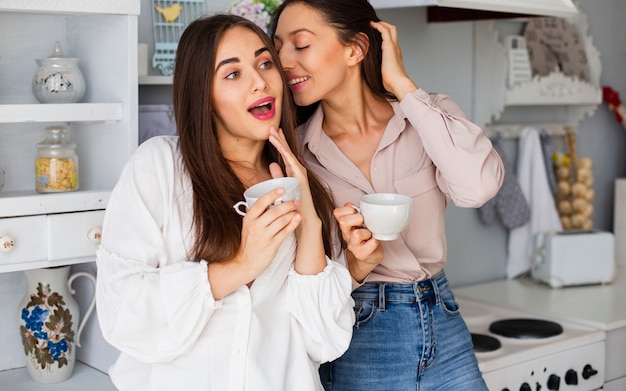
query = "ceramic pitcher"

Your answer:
(17, 265), (96, 383)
